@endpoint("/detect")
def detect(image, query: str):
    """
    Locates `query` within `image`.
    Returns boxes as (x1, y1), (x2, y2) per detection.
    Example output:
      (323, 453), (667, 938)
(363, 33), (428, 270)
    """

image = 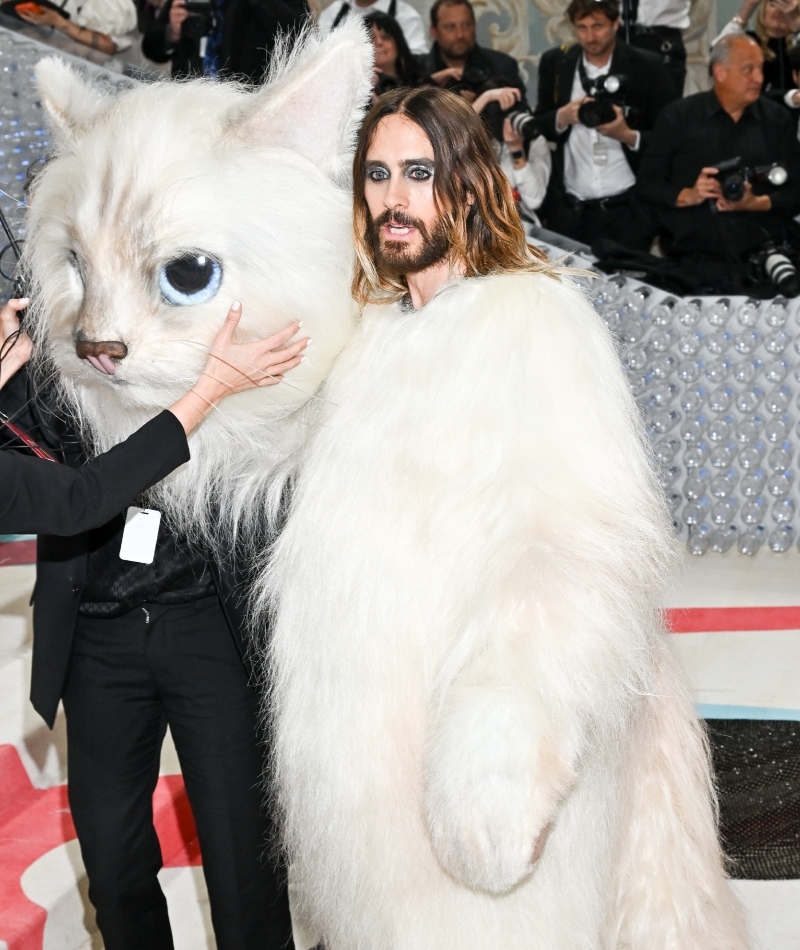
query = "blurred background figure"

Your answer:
(535, 0), (675, 252)
(421, 0), (523, 100)
(15, 0), (136, 53)
(317, 0), (428, 55)
(139, 0), (308, 80)
(365, 9), (420, 97)
(714, 0), (800, 104)
(471, 79), (551, 225)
